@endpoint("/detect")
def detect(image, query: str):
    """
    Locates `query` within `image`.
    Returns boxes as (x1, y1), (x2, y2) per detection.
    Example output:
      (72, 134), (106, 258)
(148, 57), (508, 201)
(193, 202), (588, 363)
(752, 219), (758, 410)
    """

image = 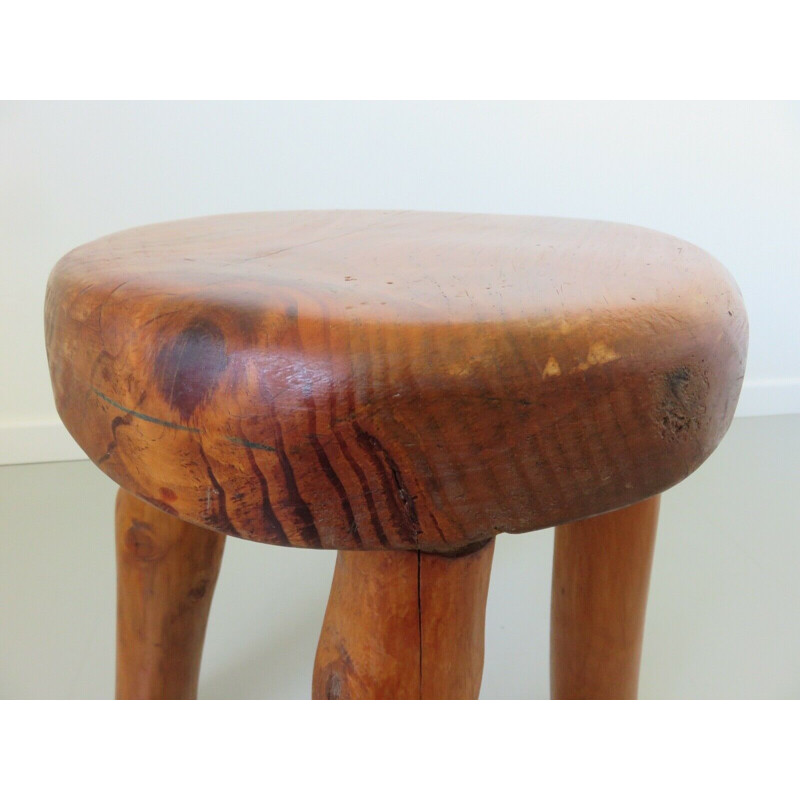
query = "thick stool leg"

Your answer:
(550, 495), (660, 699)
(313, 540), (495, 699)
(115, 489), (226, 699)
